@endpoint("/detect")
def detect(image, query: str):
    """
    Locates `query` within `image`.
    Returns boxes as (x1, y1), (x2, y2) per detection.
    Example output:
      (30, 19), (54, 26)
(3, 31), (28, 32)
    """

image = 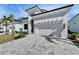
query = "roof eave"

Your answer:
(32, 4), (74, 16)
